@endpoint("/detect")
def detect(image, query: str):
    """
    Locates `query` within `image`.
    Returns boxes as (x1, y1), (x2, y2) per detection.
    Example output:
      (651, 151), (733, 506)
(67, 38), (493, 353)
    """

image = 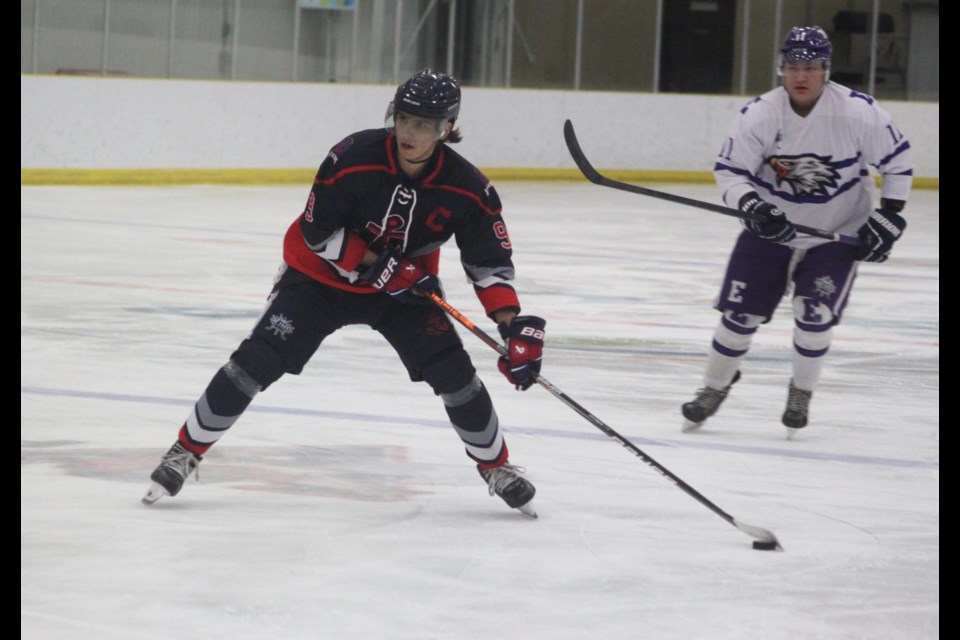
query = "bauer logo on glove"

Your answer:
(854, 206), (907, 263)
(368, 255), (400, 289)
(361, 246), (440, 305)
(497, 316), (546, 391)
